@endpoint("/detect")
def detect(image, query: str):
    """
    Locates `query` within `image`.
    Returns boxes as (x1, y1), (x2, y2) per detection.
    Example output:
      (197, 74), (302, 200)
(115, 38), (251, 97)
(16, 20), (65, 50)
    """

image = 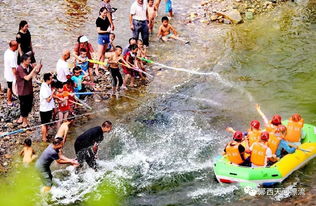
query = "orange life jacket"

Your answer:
(247, 129), (261, 147)
(285, 119), (304, 143)
(250, 142), (268, 166)
(265, 124), (277, 133)
(267, 133), (281, 154)
(226, 141), (244, 165)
